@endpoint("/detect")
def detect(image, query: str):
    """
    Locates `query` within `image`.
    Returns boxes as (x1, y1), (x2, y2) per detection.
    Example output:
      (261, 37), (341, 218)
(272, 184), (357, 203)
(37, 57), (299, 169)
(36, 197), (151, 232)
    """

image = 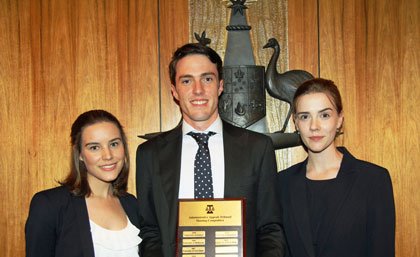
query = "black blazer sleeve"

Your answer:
(26, 191), (60, 257)
(254, 135), (286, 257)
(223, 123), (285, 257)
(136, 141), (164, 257)
(120, 193), (141, 230)
(367, 167), (395, 257)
